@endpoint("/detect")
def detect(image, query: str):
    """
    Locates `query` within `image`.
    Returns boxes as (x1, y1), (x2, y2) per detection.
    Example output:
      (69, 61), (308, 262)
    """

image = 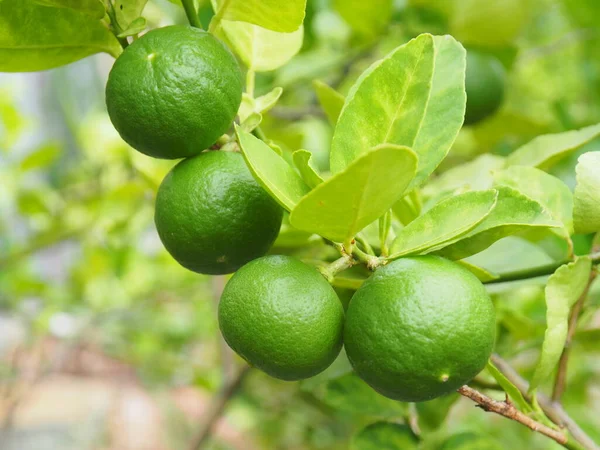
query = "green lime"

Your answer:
(106, 25), (242, 159)
(218, 255), (345, 380)
(352, 422), (418, 450)
(464, 51), (506, 125)
(441, 432), (503, 450)
(344, 255), (495, 402)
(154, 151), (283, 275)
